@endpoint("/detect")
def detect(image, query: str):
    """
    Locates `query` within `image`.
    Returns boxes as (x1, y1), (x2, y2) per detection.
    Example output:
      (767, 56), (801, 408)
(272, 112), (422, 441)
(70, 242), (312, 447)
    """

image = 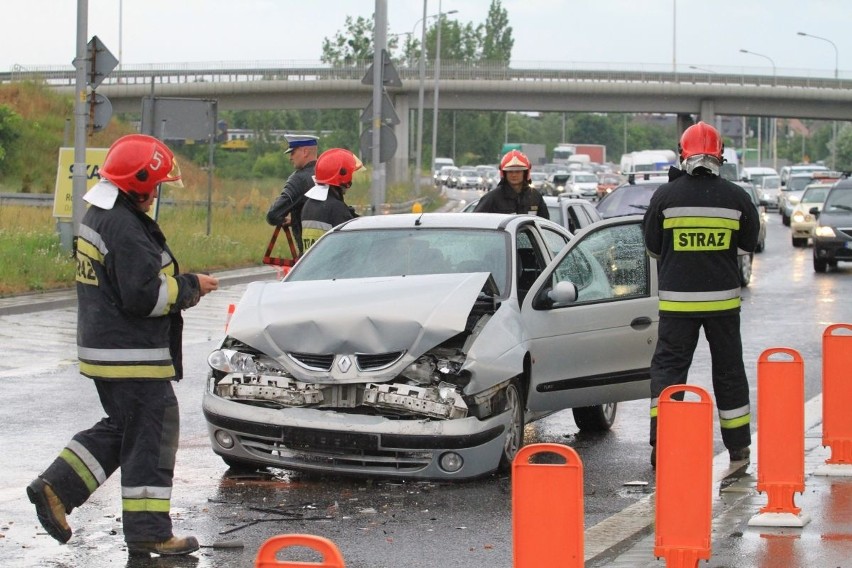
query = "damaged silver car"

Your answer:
(204, 213), (657, 480)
